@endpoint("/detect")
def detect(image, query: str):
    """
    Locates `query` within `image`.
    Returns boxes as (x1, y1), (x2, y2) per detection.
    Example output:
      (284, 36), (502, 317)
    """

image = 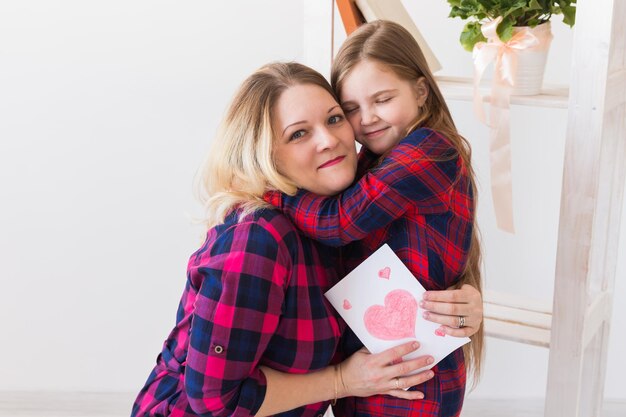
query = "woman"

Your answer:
(132, 62), (482, 417)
